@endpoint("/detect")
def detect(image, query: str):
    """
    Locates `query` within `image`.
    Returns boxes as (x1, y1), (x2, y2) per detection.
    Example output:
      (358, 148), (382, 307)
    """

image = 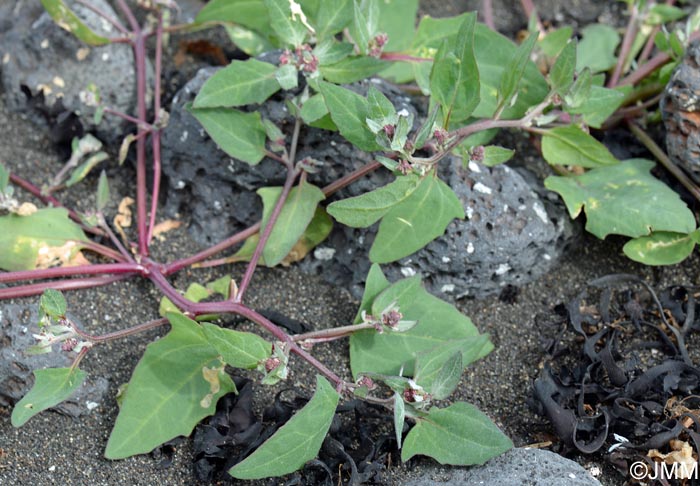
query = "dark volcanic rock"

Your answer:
(662, 40), (700, 182)
(0, 0), (139, 144)
(0, 303), (109, 418)
(162, 68), (574, 299)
